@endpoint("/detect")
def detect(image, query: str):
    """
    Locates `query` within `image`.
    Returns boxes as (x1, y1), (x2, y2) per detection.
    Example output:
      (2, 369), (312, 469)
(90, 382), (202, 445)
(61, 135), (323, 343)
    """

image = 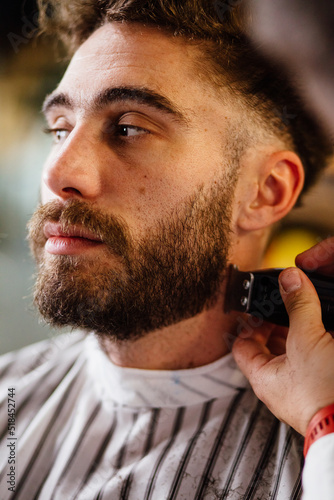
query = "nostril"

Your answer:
(63, 187), (82, 196)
